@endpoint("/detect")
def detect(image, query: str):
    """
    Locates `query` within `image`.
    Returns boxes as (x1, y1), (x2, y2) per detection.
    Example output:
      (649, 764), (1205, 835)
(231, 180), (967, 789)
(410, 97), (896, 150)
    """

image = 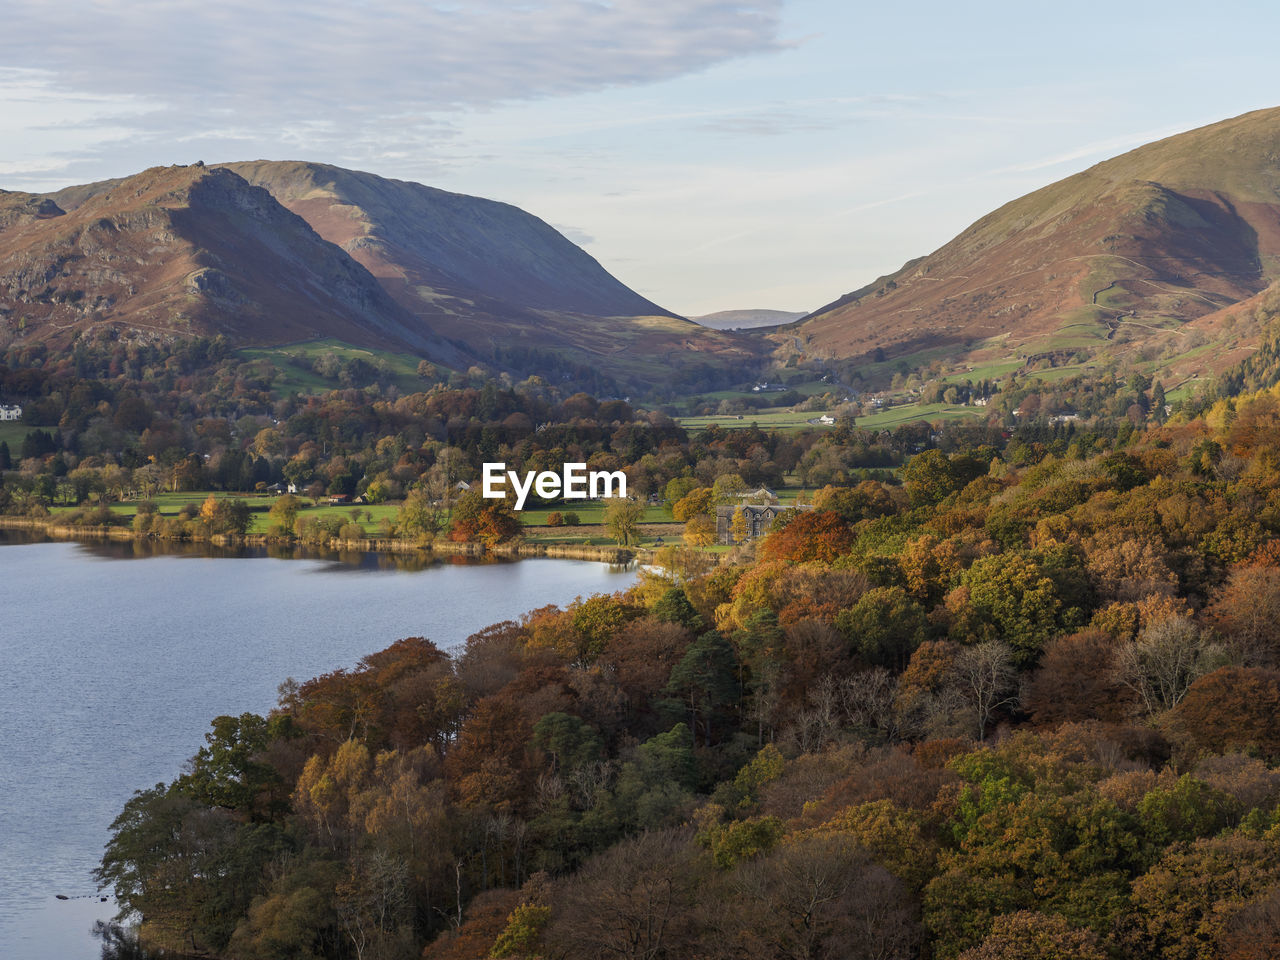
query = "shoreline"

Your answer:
(0, 515), (639, 565)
